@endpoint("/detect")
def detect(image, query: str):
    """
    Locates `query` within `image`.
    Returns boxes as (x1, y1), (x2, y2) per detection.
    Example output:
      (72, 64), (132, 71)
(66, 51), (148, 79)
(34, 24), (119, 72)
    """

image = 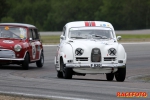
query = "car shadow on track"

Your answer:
(0, 65), (23, 70)
(72, 78), (118, 82)
(0, 65), (41, 70)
